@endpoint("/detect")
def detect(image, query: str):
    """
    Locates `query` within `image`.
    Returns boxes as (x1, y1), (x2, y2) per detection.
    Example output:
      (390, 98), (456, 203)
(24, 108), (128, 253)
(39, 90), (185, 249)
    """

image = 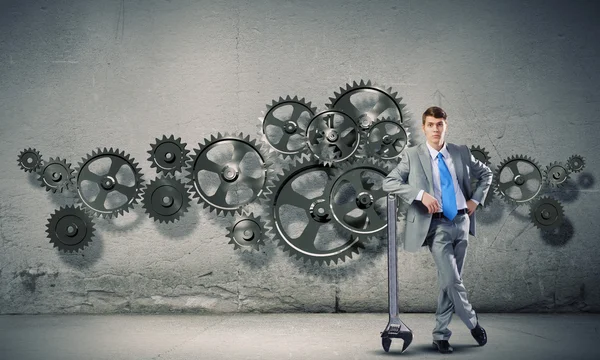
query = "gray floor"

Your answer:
(1, 313), (599, 360)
